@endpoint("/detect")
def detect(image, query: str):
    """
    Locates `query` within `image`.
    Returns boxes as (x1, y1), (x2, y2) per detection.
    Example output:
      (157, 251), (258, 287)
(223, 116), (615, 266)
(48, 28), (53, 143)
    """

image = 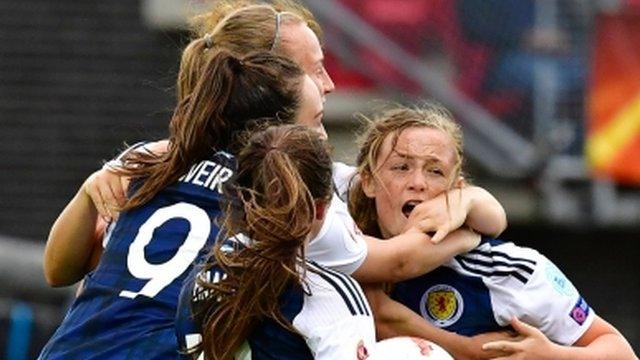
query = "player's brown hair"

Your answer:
(198, 124), (333, 359)
(118, 50), (304, 209)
